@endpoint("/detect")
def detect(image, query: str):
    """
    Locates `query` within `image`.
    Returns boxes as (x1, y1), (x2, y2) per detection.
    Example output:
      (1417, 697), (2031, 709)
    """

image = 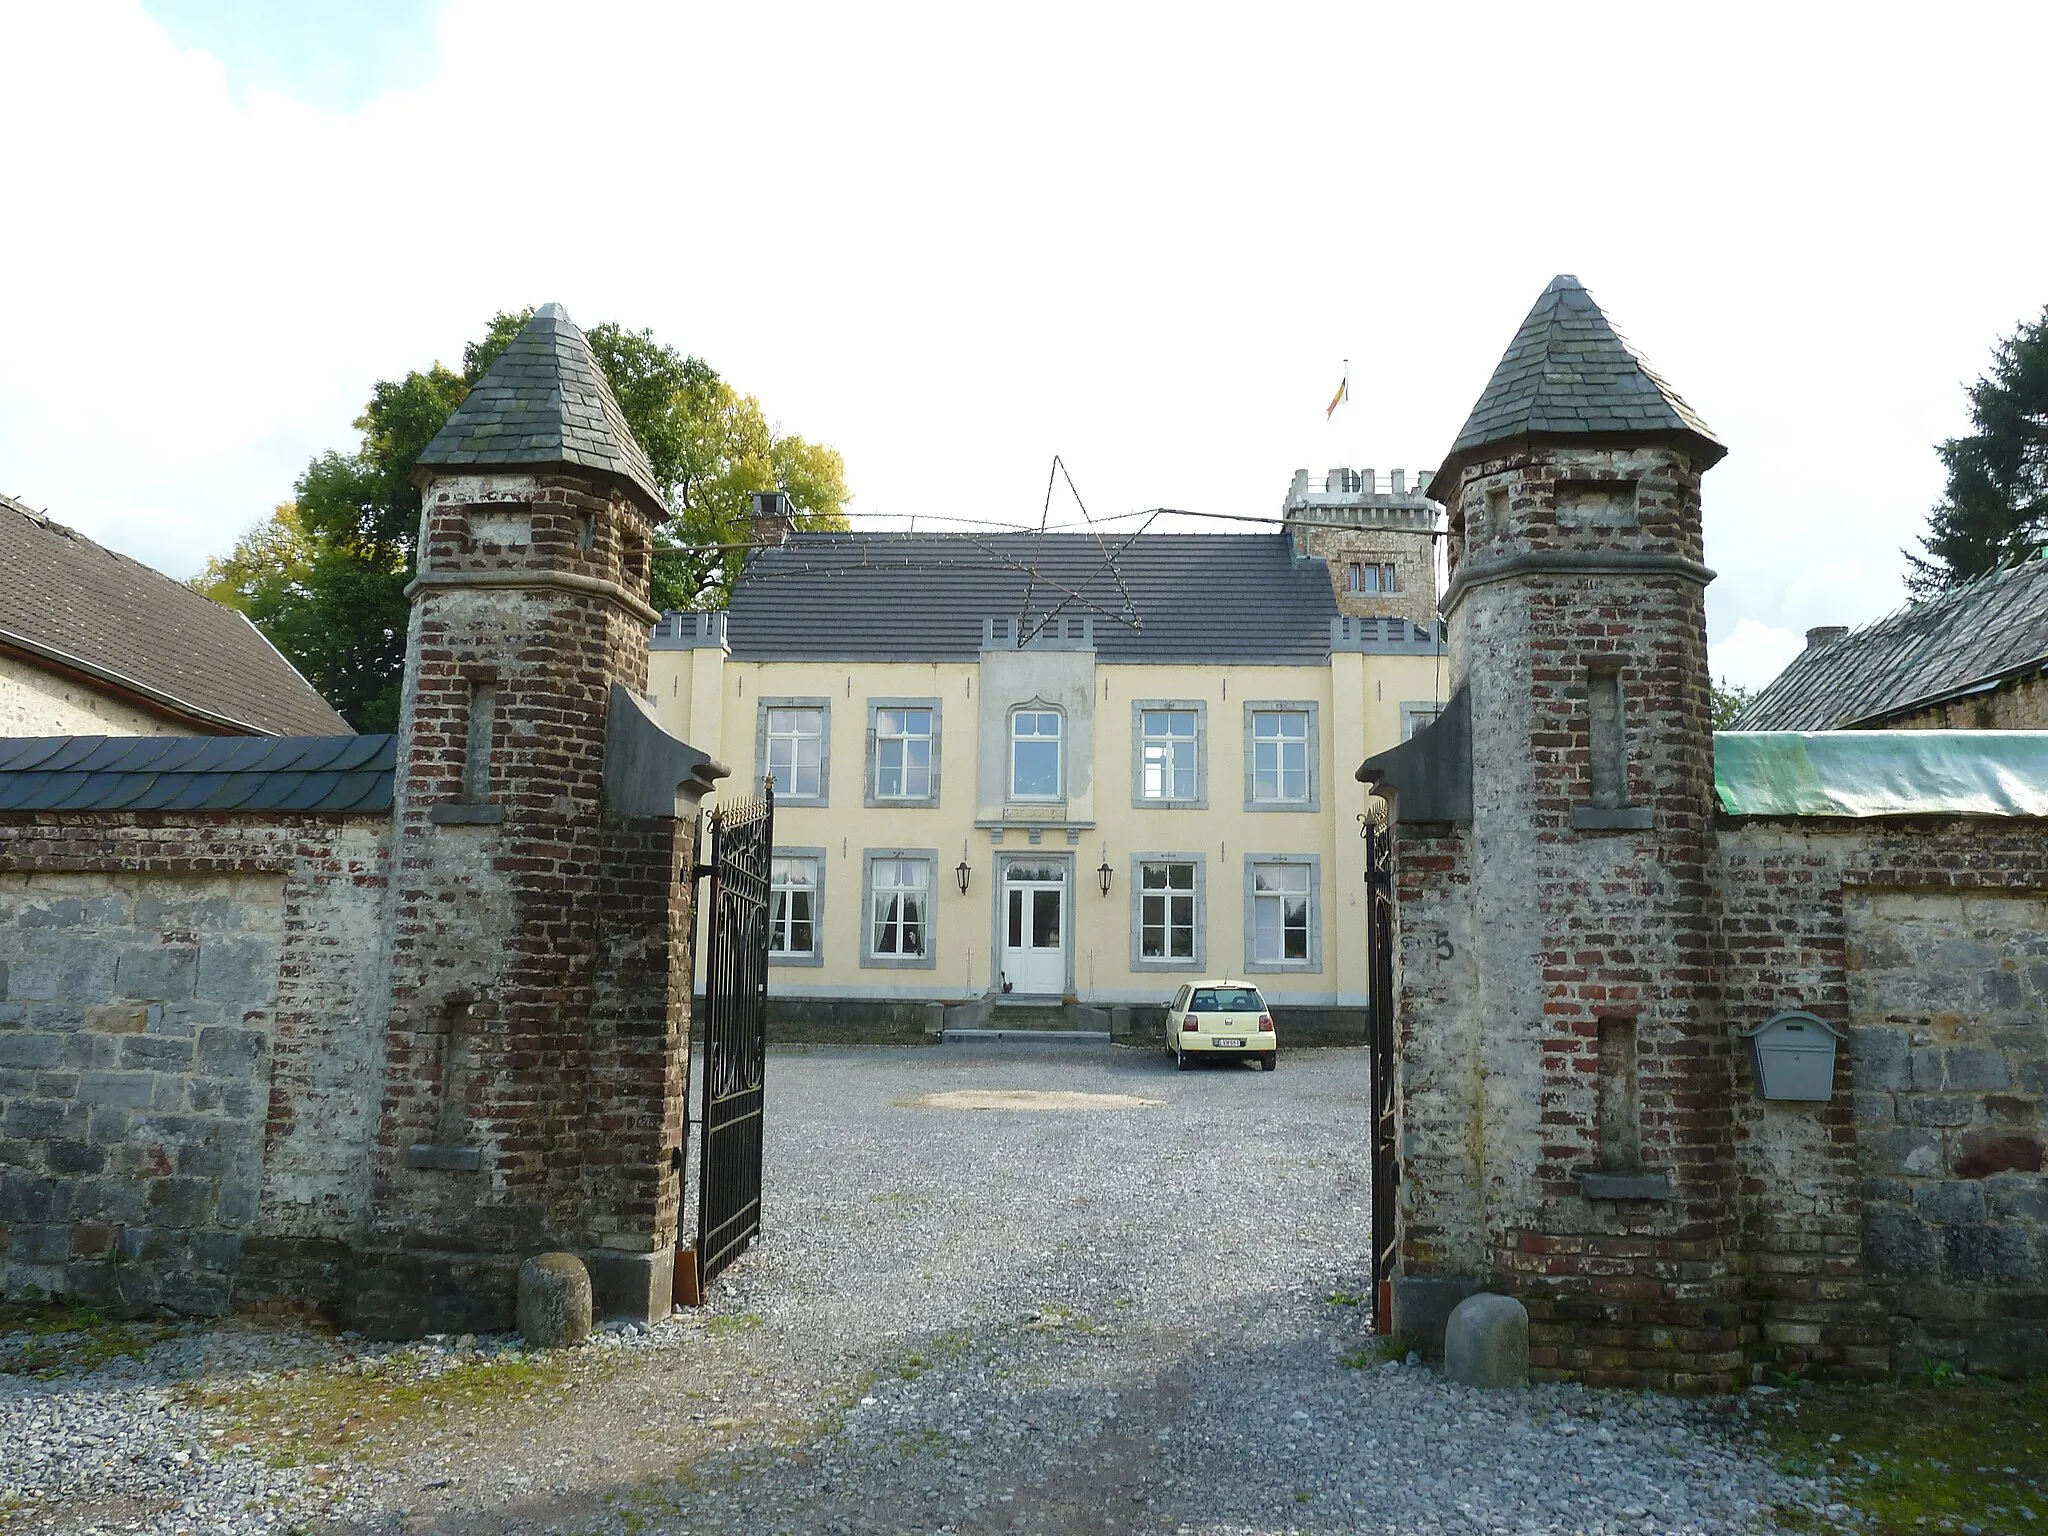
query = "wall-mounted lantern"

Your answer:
(1744, 1009), (1845, 1101)
(955, 857), (972, 896)
(1096, 849), (1114, 897)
